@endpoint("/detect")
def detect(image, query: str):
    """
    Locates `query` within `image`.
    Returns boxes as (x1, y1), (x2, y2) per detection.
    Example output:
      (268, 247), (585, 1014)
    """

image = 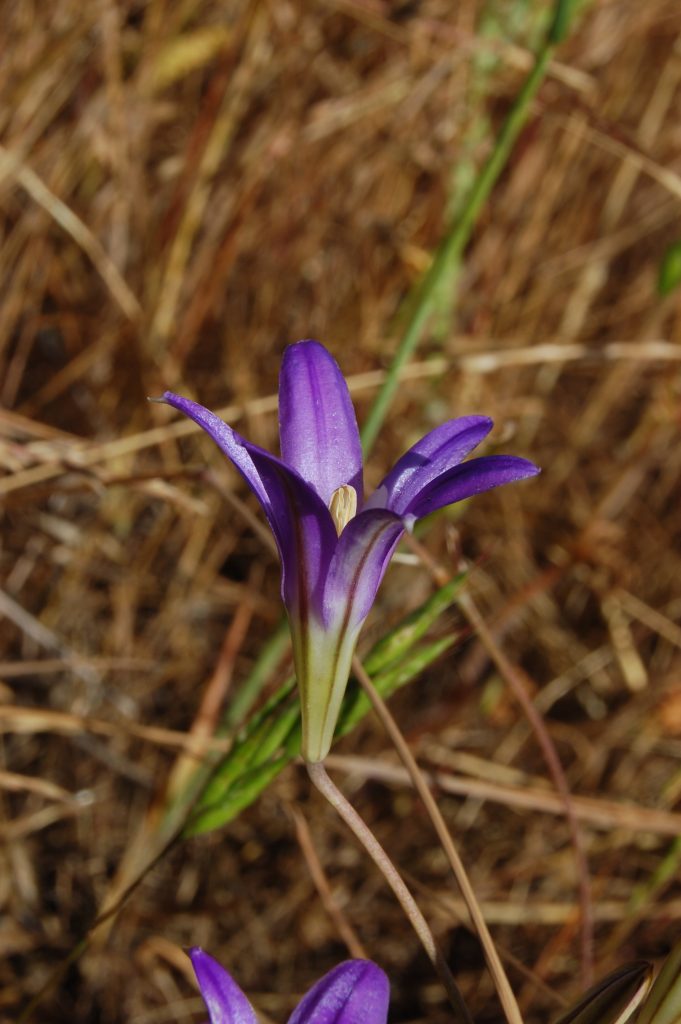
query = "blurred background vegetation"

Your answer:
(1, 0), (681, 1021)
